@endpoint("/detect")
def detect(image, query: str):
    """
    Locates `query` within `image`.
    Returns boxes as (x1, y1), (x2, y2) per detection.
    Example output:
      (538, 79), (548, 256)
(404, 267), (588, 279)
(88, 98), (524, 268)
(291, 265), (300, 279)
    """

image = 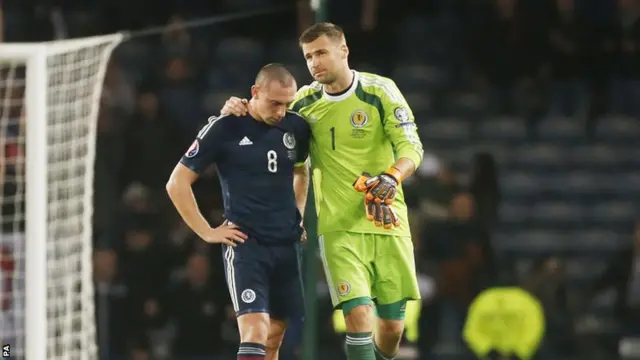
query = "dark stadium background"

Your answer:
(3, 0), (640, 359)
